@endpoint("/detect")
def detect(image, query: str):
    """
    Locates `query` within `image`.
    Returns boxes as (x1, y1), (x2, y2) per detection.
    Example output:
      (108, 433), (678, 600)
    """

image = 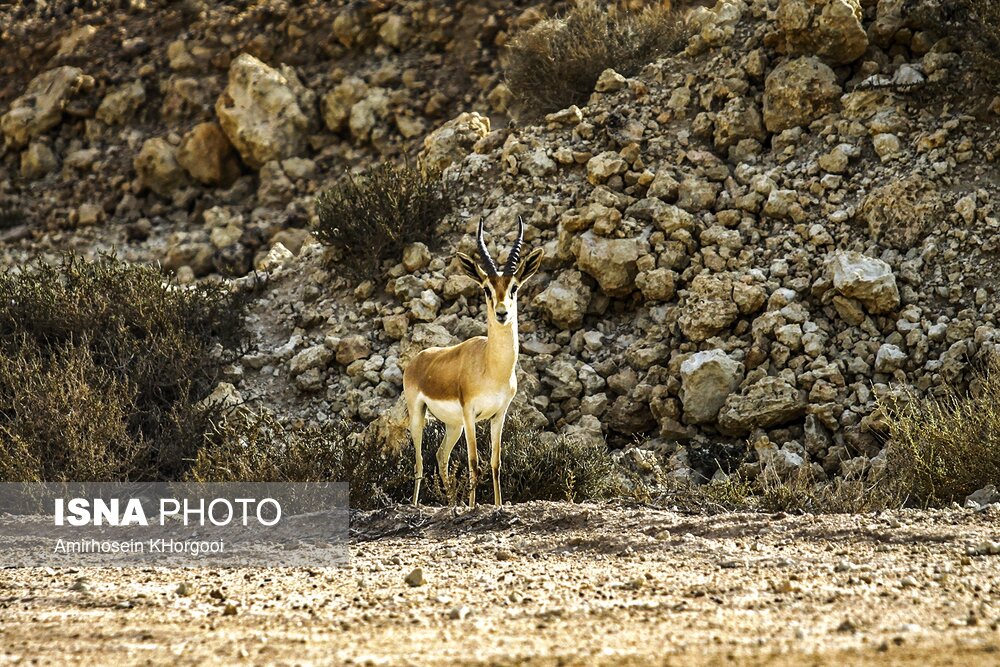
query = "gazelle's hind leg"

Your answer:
(436, 423), (464, 503)
(408, 398), (427, 506)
